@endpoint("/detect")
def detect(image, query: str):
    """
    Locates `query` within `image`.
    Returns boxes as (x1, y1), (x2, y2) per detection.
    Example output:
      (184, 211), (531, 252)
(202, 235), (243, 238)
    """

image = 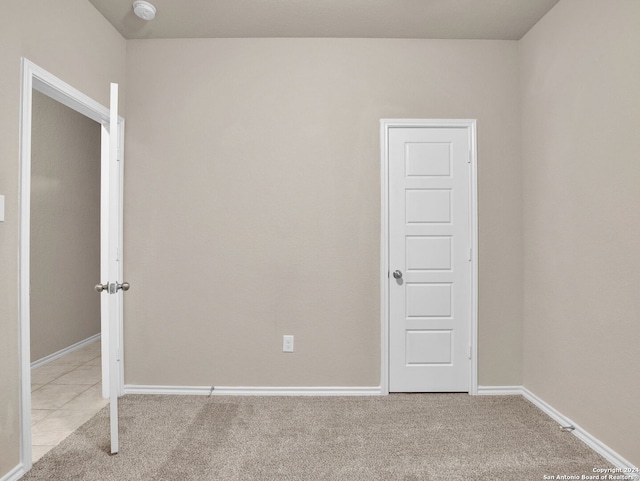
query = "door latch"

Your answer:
(95, 282), (130, 294)
(109, 282), (130, 294)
